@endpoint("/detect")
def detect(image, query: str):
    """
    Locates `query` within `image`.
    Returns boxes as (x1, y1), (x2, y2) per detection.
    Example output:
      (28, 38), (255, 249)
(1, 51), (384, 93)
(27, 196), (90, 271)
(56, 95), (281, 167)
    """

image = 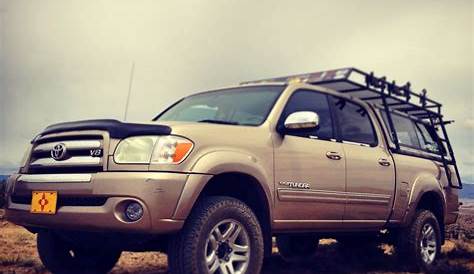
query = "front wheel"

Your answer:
(37, 231), (121, 274)
(168, 196), (264, 274)
(395, 210), (441, 272)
